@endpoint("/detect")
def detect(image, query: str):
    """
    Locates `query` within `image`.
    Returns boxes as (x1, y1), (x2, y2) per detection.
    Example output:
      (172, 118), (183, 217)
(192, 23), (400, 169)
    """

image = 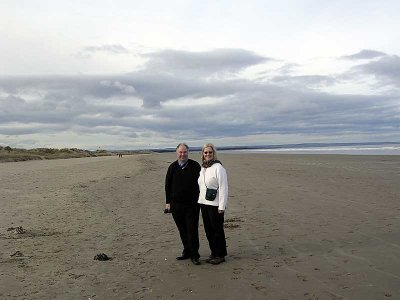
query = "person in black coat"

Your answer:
(165, 143), (201, 265)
